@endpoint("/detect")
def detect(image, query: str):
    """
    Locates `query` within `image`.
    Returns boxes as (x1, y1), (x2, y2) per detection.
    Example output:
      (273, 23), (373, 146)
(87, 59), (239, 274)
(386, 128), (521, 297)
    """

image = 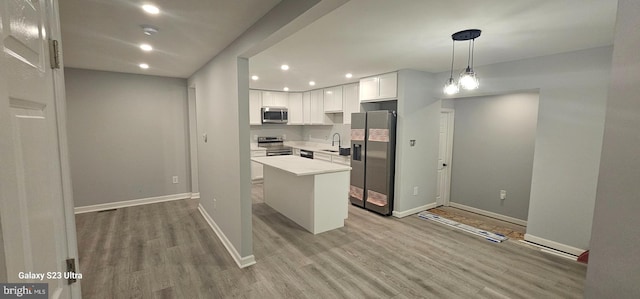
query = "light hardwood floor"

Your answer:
(76, 184), (586, 298)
